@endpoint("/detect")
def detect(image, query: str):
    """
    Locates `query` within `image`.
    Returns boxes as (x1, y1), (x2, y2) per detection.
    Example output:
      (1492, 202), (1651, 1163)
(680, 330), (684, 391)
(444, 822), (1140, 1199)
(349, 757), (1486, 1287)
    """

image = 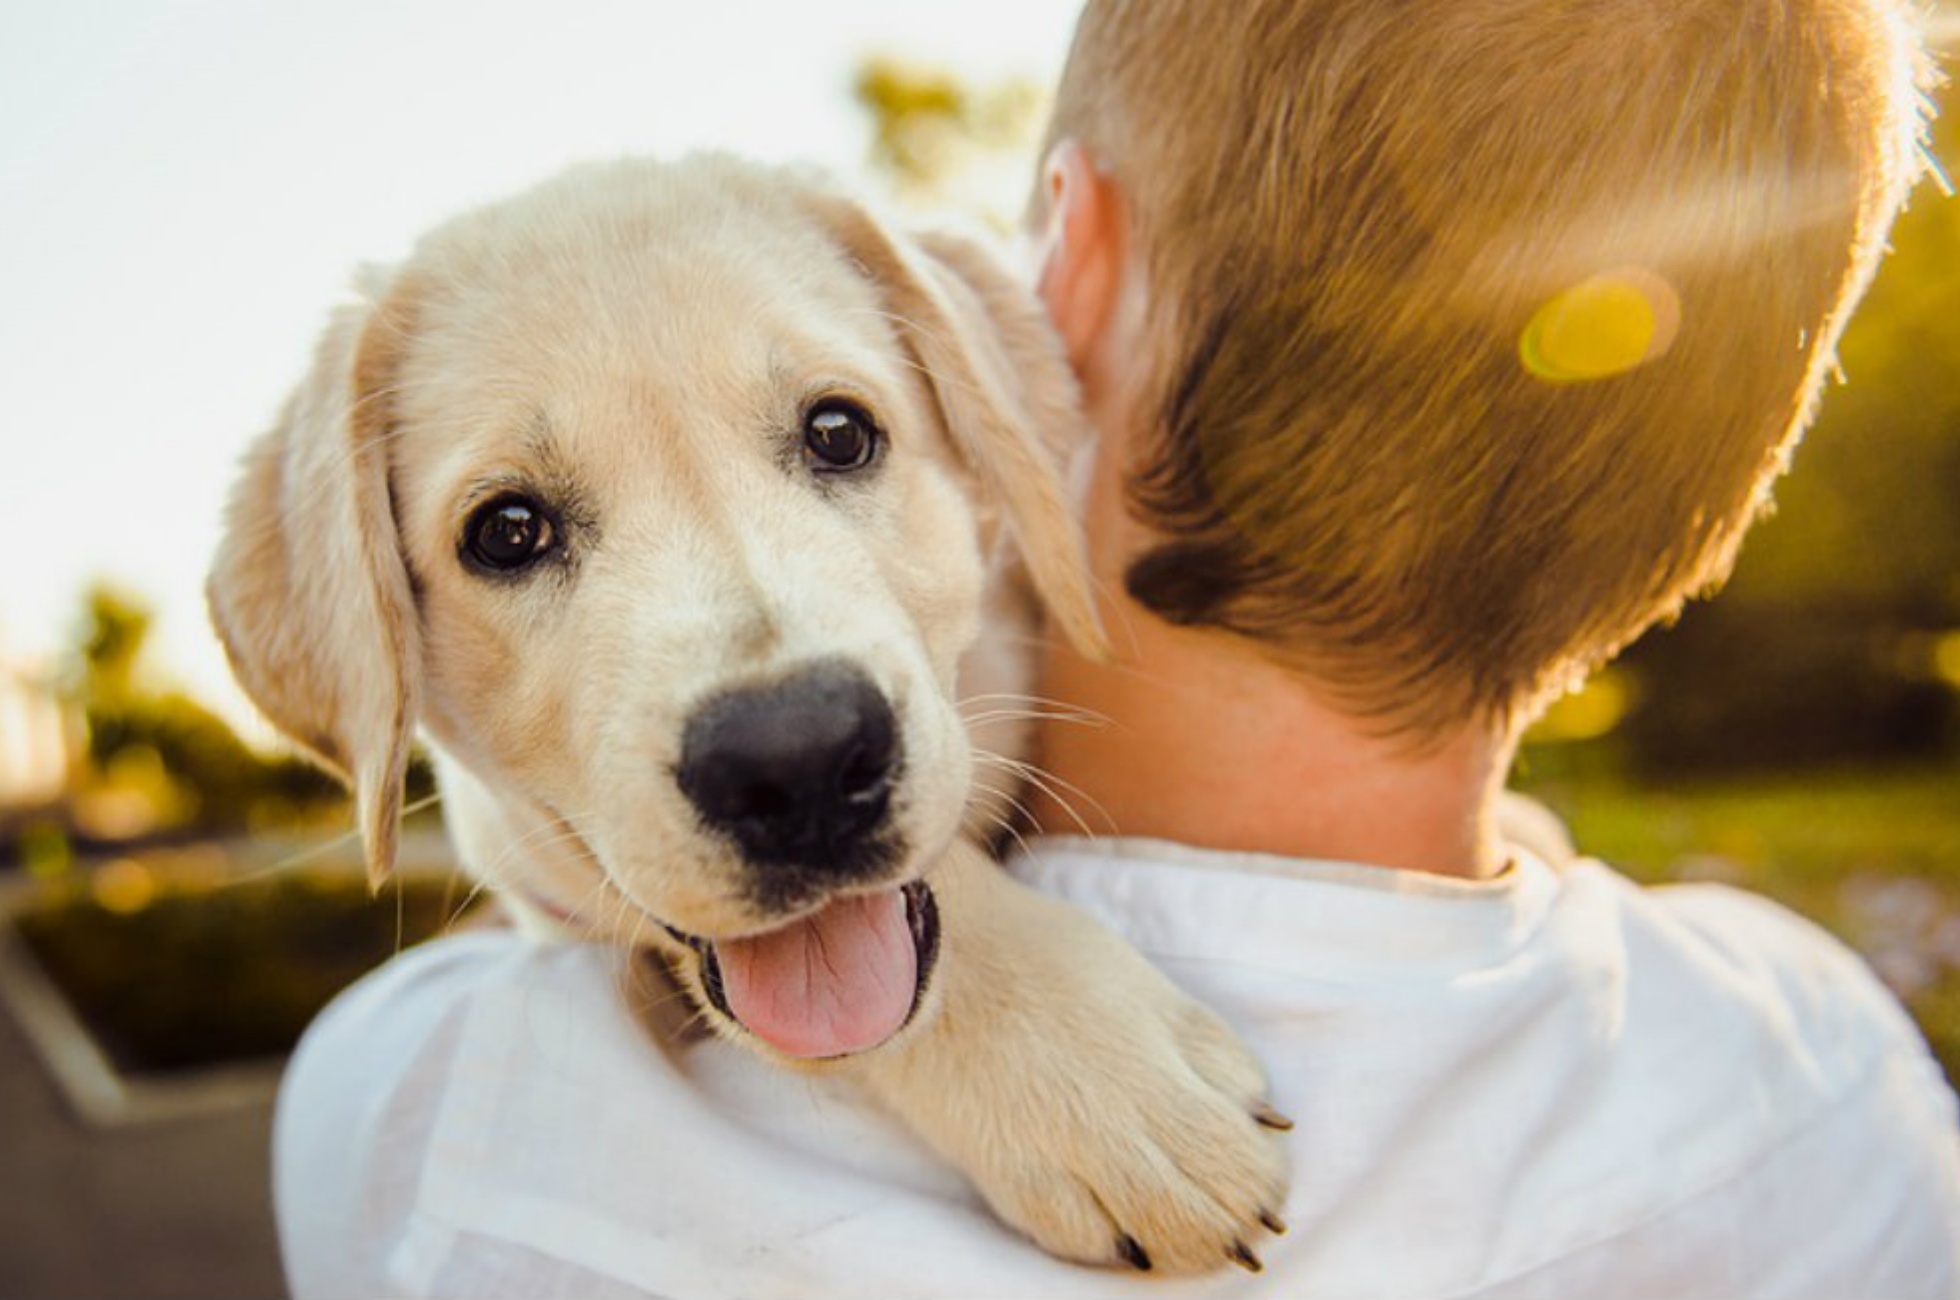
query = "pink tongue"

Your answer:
(714, 889), (917, 1059)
